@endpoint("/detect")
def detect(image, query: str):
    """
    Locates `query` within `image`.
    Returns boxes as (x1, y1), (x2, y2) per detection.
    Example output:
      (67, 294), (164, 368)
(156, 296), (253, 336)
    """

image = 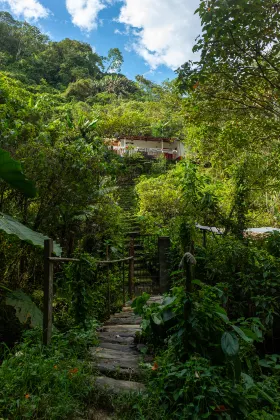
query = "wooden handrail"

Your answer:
(97, 256), (134, 264)
(48, 257), (80, 262)
(43, 238), (134, 346)
(48, 256), (134, 264)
